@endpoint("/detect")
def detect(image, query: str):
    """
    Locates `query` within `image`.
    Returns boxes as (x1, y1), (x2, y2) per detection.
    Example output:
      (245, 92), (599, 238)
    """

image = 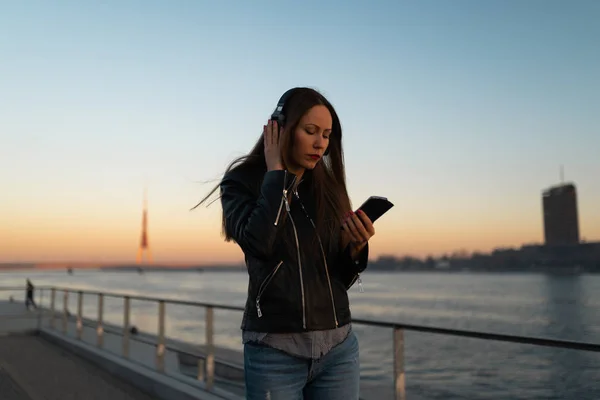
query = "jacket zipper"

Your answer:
(274, 197), (285, 226)
(347, 273), (364, 292)
(256, 260), (284, 318)
(284, 194), (306, 329)
(274, 170), (287, 226)
(269, 170), (305, 327)
(274, 170), (296, 226)
(294, 190), (339, 327)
